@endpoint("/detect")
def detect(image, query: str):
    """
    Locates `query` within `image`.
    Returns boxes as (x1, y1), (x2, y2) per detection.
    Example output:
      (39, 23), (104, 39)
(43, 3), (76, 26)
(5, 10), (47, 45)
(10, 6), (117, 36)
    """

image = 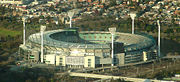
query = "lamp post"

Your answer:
(129, 13), (136, 34)
(68, 11), (74, 28)
(109, 27), (116, 66)
(157, 20), (161, 58)
(40, 25), (46, 63)
(22, 17), (26, 45)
